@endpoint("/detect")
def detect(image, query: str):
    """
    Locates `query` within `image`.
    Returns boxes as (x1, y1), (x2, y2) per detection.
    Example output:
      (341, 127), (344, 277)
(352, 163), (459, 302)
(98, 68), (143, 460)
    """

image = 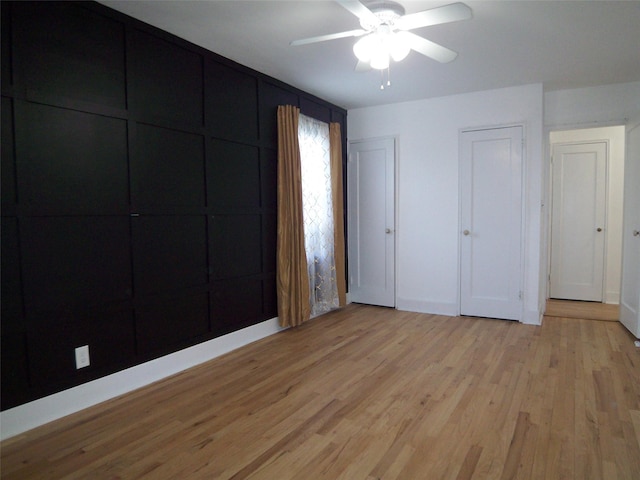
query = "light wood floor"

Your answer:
(2, 304), (639, 479)
(545, 298), (620, 321)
